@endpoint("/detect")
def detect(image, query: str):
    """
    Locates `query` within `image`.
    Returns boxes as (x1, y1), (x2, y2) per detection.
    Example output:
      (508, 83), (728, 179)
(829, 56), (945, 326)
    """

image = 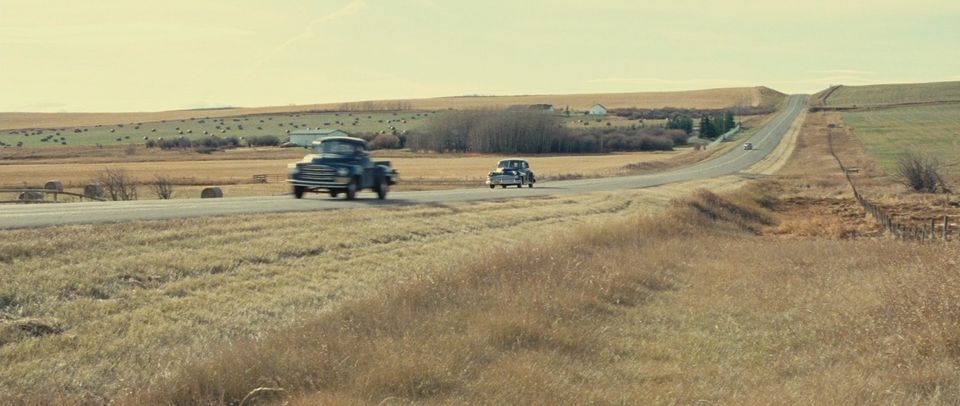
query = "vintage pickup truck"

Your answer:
(287, 136), (398, 200)
(486, 159), (536, 189)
